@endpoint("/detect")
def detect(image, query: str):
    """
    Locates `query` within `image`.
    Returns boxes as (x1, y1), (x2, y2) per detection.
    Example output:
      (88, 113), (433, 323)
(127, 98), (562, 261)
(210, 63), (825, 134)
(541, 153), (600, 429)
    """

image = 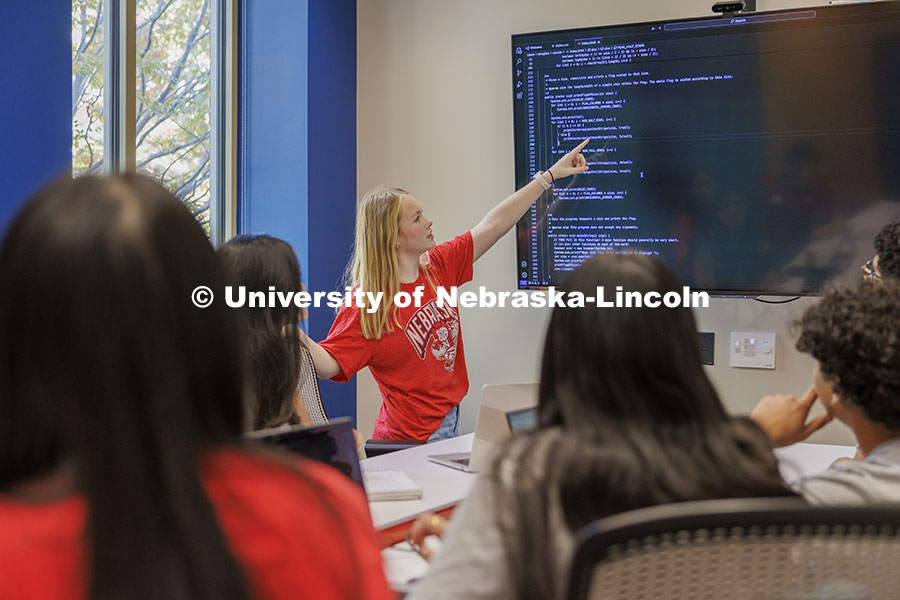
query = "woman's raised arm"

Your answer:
(470, 138), (589, 262)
